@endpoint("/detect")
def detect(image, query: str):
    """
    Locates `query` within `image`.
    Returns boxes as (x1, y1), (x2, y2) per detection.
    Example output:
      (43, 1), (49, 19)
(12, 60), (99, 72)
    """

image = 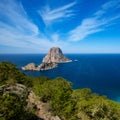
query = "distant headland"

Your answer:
(22, 47), (72, 71)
